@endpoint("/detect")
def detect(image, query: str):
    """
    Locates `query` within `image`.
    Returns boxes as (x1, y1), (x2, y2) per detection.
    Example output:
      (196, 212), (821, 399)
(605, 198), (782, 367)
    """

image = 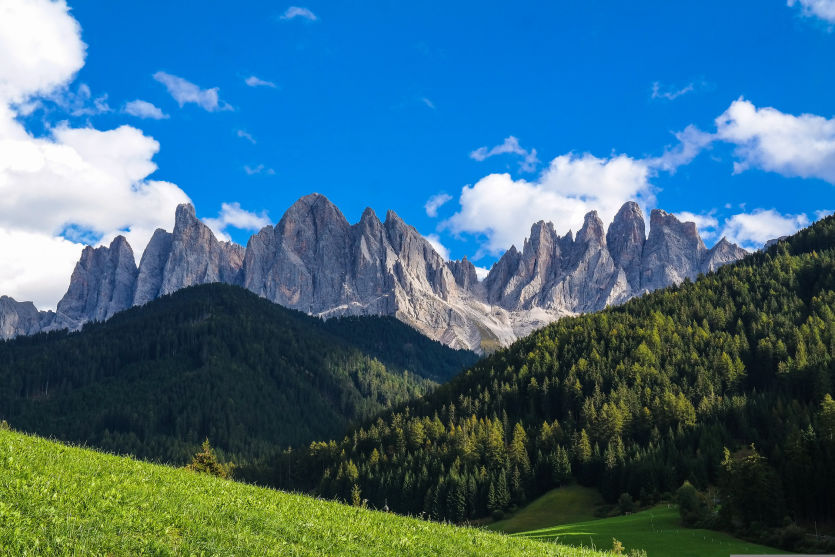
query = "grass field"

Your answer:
(0, 428), (613, 556)
(515, 505), (786, 557)
(488, 485), (604, 534)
